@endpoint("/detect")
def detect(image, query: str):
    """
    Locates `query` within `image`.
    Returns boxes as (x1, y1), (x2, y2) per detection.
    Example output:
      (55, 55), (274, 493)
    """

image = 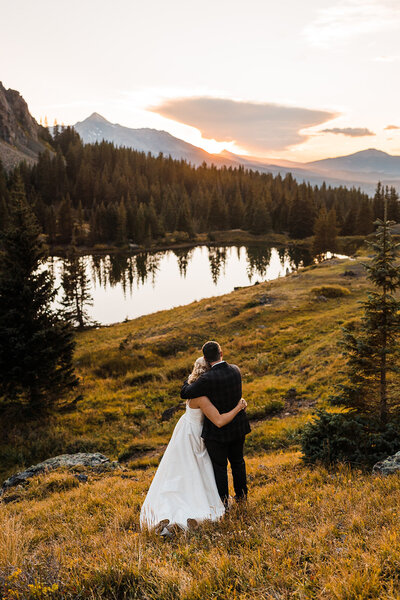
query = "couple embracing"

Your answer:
(140, 340), (251, 534)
